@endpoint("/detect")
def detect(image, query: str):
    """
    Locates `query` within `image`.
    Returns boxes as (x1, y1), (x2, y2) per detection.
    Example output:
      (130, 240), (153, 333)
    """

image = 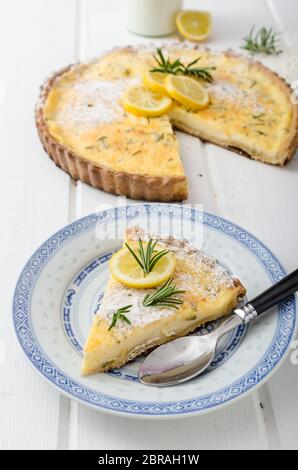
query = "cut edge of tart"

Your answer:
(36, 44), (298, 203)
(81, 226), (246, 376)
